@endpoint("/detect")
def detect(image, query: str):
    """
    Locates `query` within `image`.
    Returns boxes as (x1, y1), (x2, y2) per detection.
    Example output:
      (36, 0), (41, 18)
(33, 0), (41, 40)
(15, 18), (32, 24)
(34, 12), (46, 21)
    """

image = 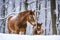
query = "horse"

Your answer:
(33, 23), (44, 35)
(7, 10), (36, 34)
